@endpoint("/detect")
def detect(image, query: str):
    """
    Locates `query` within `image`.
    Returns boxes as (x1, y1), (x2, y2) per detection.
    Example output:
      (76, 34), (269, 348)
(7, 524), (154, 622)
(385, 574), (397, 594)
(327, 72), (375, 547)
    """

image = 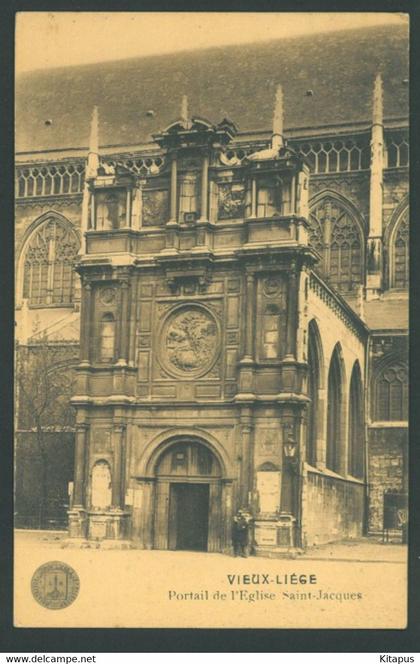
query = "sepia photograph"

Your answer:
(13, 11), (409, 629)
